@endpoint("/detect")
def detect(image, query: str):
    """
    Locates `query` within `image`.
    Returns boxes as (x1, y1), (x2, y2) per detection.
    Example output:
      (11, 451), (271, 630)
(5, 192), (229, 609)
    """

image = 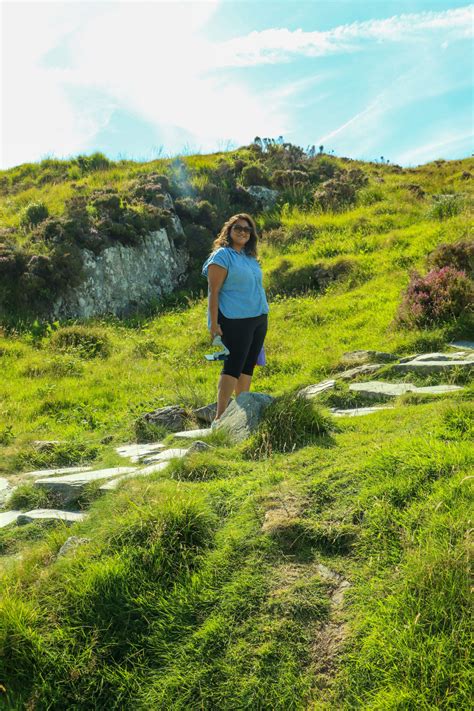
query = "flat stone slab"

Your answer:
(337, 364), (383, 381)
(297, 380), (336, 399)
(172, 429), (212, 439)
(115, 443), (166, 462)
(214, 392), (274, 443)
(449, 341), (474, 350)
(340, 350), (397, 365)
(141, 448), (189, 464)
(100, 461), (170, 491)
(410, 351), (473, 362)
(349, 381), (463, 399)
(17, 509), (87, 526)
(392, 360), (473, 374)
(23, 466), (94, 479)
(34, 467), (137, 503)
(331, 406), (393, 417)
(0, 511), (21, 528)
